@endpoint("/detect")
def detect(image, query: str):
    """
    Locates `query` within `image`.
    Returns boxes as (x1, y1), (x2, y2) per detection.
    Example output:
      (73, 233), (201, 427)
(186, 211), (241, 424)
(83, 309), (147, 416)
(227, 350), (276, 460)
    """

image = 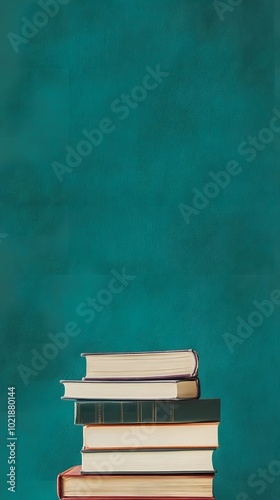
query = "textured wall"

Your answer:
(0, 1), (279, 499)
